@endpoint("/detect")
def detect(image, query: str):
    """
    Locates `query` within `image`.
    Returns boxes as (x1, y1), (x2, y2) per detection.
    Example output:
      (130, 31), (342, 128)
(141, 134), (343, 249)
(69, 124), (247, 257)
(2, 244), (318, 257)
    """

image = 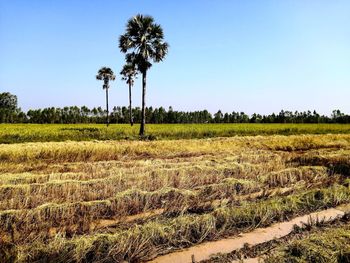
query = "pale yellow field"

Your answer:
(1, 134), (350, 262)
